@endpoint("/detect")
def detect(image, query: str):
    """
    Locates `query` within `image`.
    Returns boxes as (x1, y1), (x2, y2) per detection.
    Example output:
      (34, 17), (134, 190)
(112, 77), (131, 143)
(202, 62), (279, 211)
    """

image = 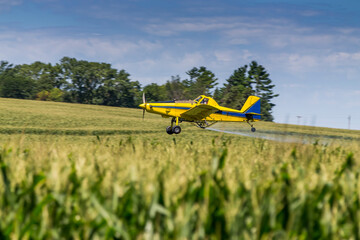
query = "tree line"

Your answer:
(0, 57), (278, 121)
